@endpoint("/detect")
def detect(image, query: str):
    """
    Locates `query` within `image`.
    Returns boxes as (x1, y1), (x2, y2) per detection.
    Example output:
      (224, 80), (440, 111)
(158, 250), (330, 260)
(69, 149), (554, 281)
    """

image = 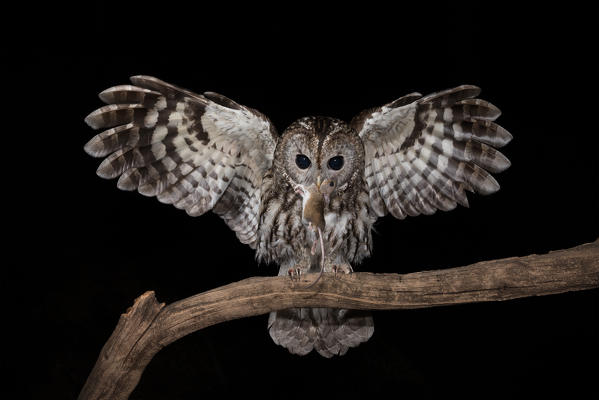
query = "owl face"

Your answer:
(274, 116), (365, 194)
